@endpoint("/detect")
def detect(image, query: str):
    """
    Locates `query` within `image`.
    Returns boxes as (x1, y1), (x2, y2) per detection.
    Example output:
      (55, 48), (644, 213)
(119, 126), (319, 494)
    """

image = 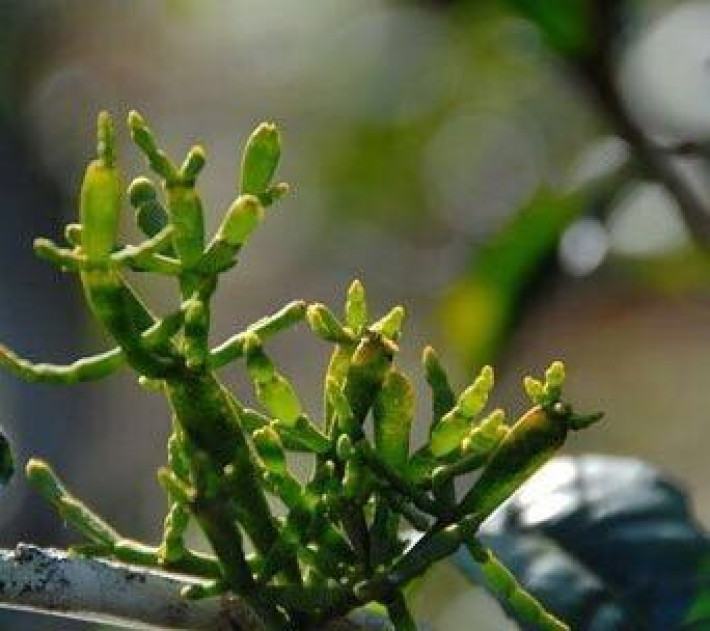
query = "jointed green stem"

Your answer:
(165, 370), (301, 585)
(465, 539), (570, 631)
(378, 488), (430, 532)
(0, 345), (123, 384)
(209, 300), (307, 368)
(2, 110), (599, 631)
(357, 441), (440, 517)
(80, 267), (179, 378)
(33, 238), (85, 271)
(386, 592), (417, 631)
(387, 519), (477, 589)
(26, 459), (222, 579)
(159, 420), (192, 563)
(113, 226), (182, 275)
(0, 310), (184, 385)
(430, 450), (489, 487)
(113, 539), (221, 578)
(27, 459), (121, 548)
